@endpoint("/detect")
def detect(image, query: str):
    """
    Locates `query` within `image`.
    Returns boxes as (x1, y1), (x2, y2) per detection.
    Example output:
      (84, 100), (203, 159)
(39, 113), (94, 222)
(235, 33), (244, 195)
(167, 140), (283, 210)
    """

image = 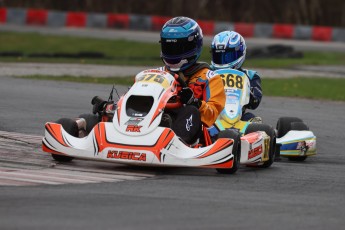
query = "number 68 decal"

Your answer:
(220, 74), (243, 89)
